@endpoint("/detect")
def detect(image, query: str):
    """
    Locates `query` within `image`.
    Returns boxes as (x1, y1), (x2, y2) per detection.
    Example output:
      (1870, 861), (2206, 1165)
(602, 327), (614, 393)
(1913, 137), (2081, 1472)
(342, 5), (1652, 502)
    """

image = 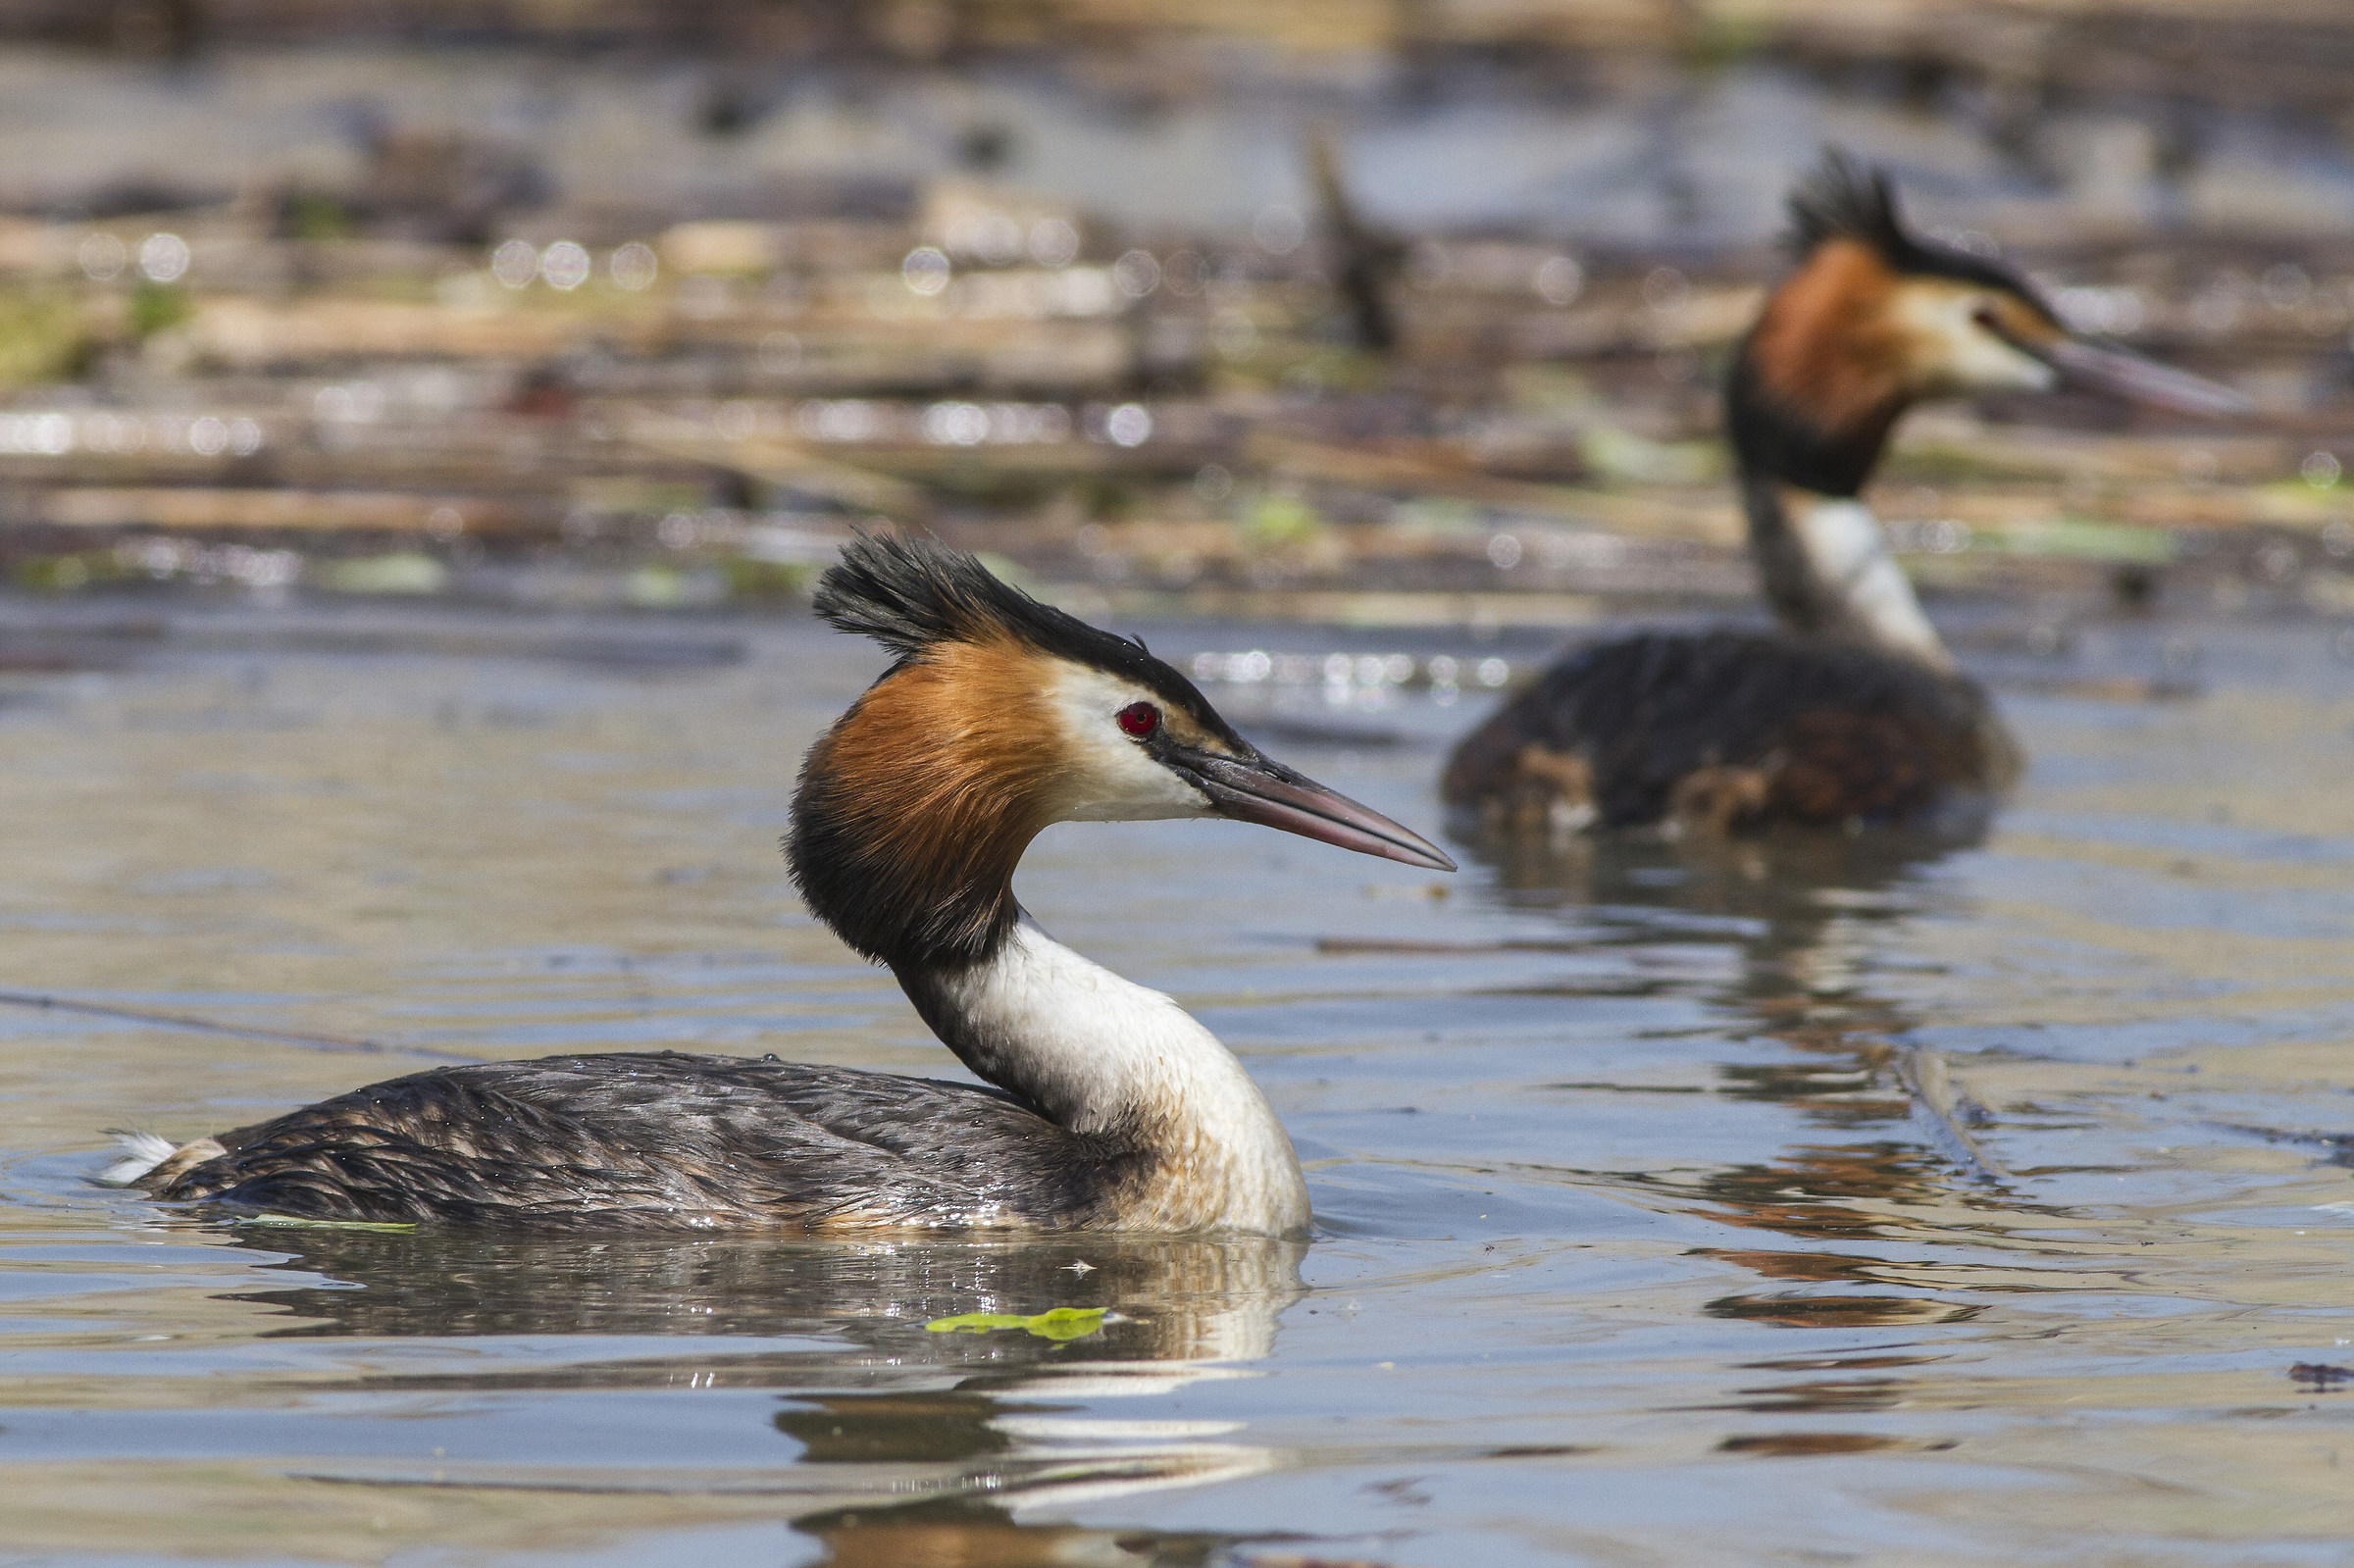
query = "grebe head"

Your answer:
(1731, 149), (2246, 496)
(790, 531), (1454, 969)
